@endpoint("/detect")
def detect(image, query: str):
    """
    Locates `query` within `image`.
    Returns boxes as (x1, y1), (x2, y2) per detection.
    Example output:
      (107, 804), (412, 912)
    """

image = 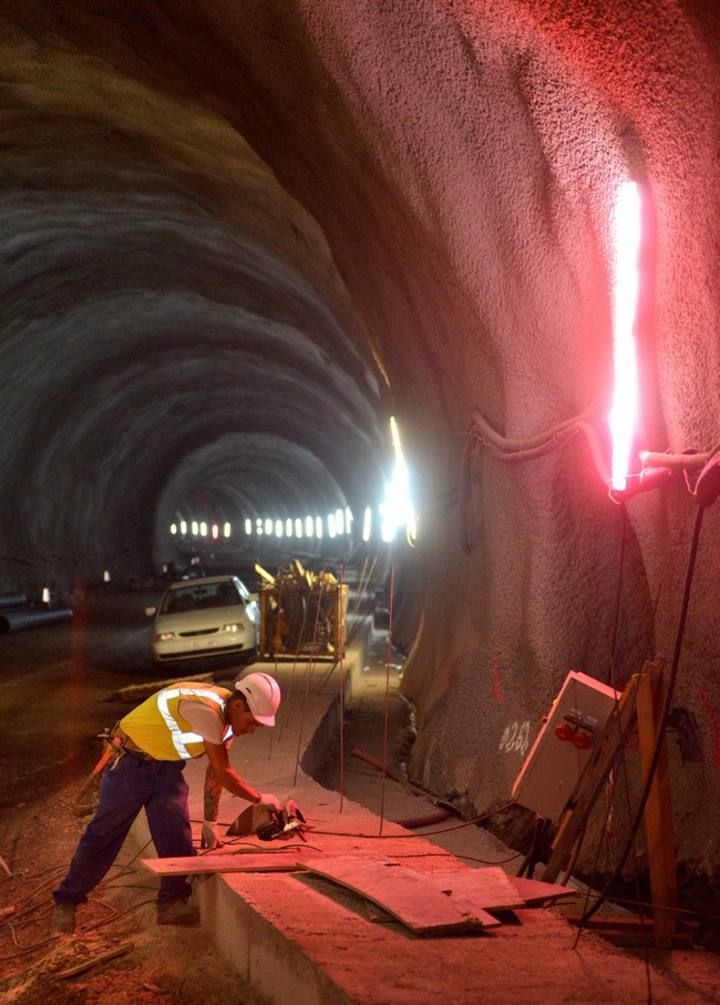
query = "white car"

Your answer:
(146, 575), (259, 663)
